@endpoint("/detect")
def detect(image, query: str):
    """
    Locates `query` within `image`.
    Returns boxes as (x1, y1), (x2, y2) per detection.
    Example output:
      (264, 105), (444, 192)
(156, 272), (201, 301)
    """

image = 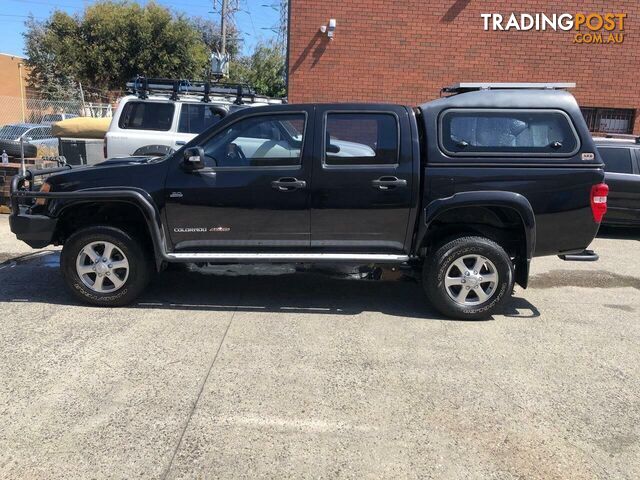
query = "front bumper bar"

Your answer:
(9, 209), (58, 248)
